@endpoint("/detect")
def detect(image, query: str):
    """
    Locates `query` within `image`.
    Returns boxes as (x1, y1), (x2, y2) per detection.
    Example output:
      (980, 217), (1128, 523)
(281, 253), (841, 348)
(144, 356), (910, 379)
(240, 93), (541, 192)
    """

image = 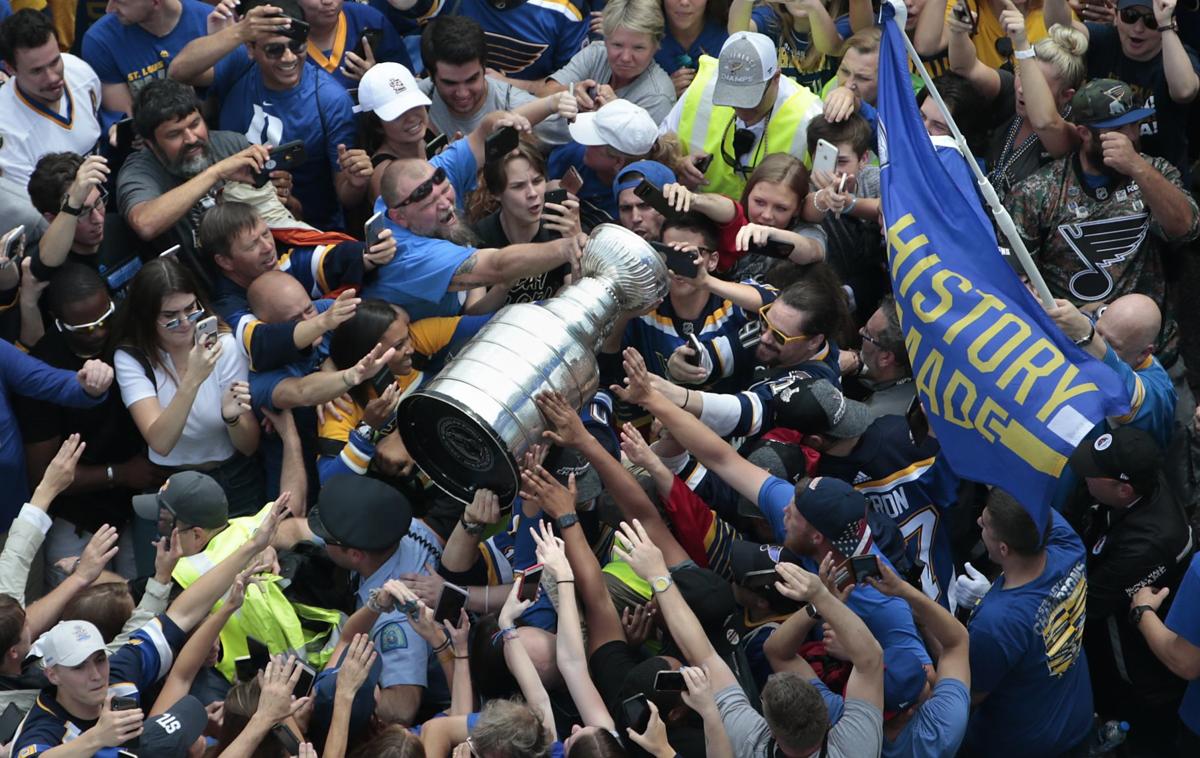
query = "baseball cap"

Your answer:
(42, 620), (107, 668)
(737, 437), (818, 519)
(355, 62), (432, 122)
(139, 696), (208, 757)
(308, 645), (383, 750)
(672, 565), (735, 637)
(308, 475), (413, 551)
(772, 377), (871, 439)
(1069, 79), (1154, 129)
(614, 160), (678, 204)
(1116, 0), (1151, 8)
(883, 648), (926, 716)
(542, 446), (603, 503)
(1068, 427), (1161, 492)
(568, 100), (658, 156)
(794, 477), (872, 557)
(713, 32), (779, 109)
(727, 540), (806, 582)
(132, 471), (228, 529)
